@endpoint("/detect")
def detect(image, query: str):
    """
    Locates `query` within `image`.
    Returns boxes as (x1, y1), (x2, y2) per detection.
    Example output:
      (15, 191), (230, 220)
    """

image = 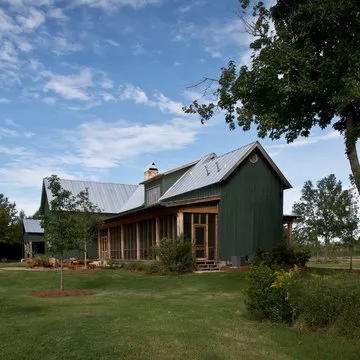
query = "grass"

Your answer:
(0, 261), (27, 268)
(308, 262), (360, 269)
(0, 269), (358, 360)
